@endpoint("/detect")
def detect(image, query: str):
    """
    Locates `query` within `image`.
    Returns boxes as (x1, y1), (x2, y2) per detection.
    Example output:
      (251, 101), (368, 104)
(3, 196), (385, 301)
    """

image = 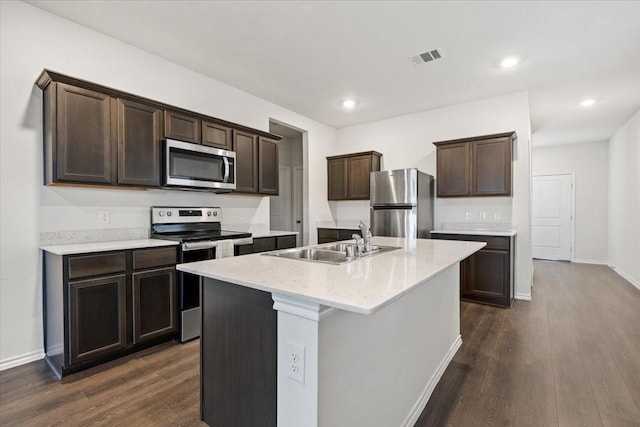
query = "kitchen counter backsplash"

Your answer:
(40, 227), (149, 246)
